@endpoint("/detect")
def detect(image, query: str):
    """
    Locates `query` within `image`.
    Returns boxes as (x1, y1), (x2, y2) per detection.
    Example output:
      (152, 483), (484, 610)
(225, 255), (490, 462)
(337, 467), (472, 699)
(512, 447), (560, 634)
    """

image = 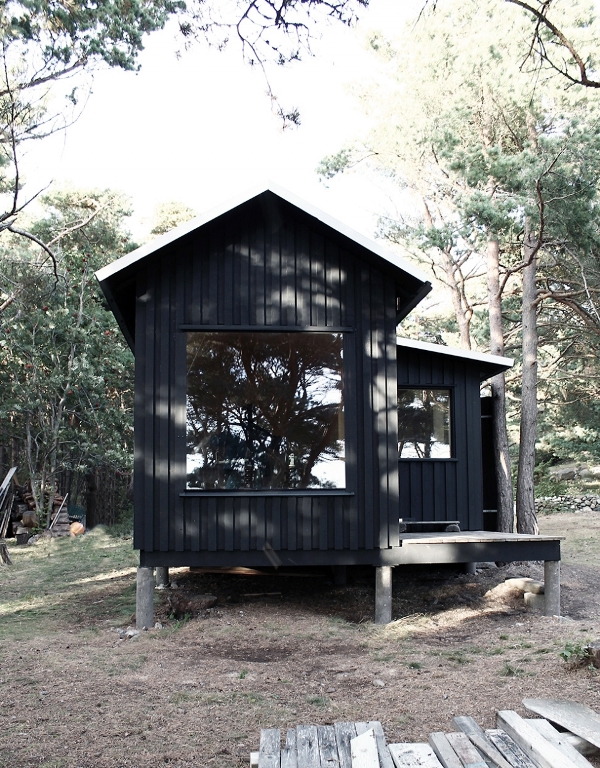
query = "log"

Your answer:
(0, 541), (12, 565)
